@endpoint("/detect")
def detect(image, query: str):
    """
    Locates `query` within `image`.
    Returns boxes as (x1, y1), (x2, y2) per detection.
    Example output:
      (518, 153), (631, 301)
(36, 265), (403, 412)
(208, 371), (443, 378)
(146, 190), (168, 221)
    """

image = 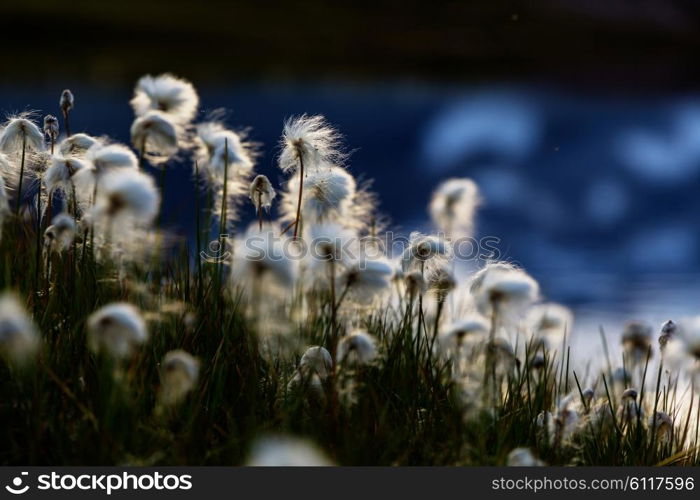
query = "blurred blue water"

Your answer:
(3, 82), (699, 327)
